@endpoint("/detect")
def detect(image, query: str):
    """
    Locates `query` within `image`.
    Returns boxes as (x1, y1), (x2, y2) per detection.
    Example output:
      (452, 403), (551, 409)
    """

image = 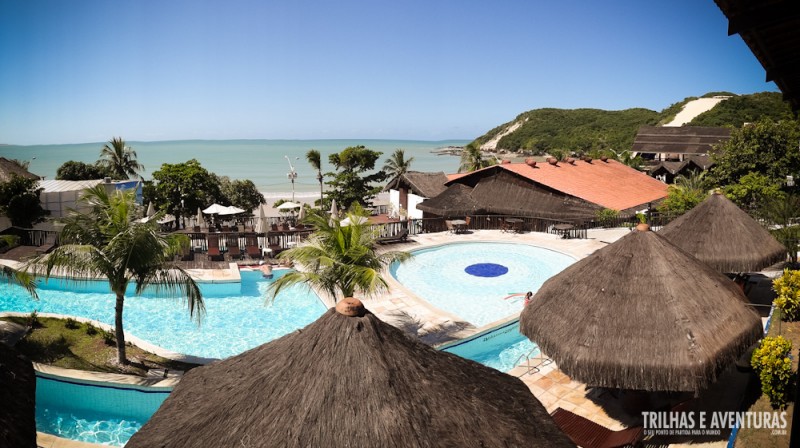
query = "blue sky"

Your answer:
(0, 0), (778, 145)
